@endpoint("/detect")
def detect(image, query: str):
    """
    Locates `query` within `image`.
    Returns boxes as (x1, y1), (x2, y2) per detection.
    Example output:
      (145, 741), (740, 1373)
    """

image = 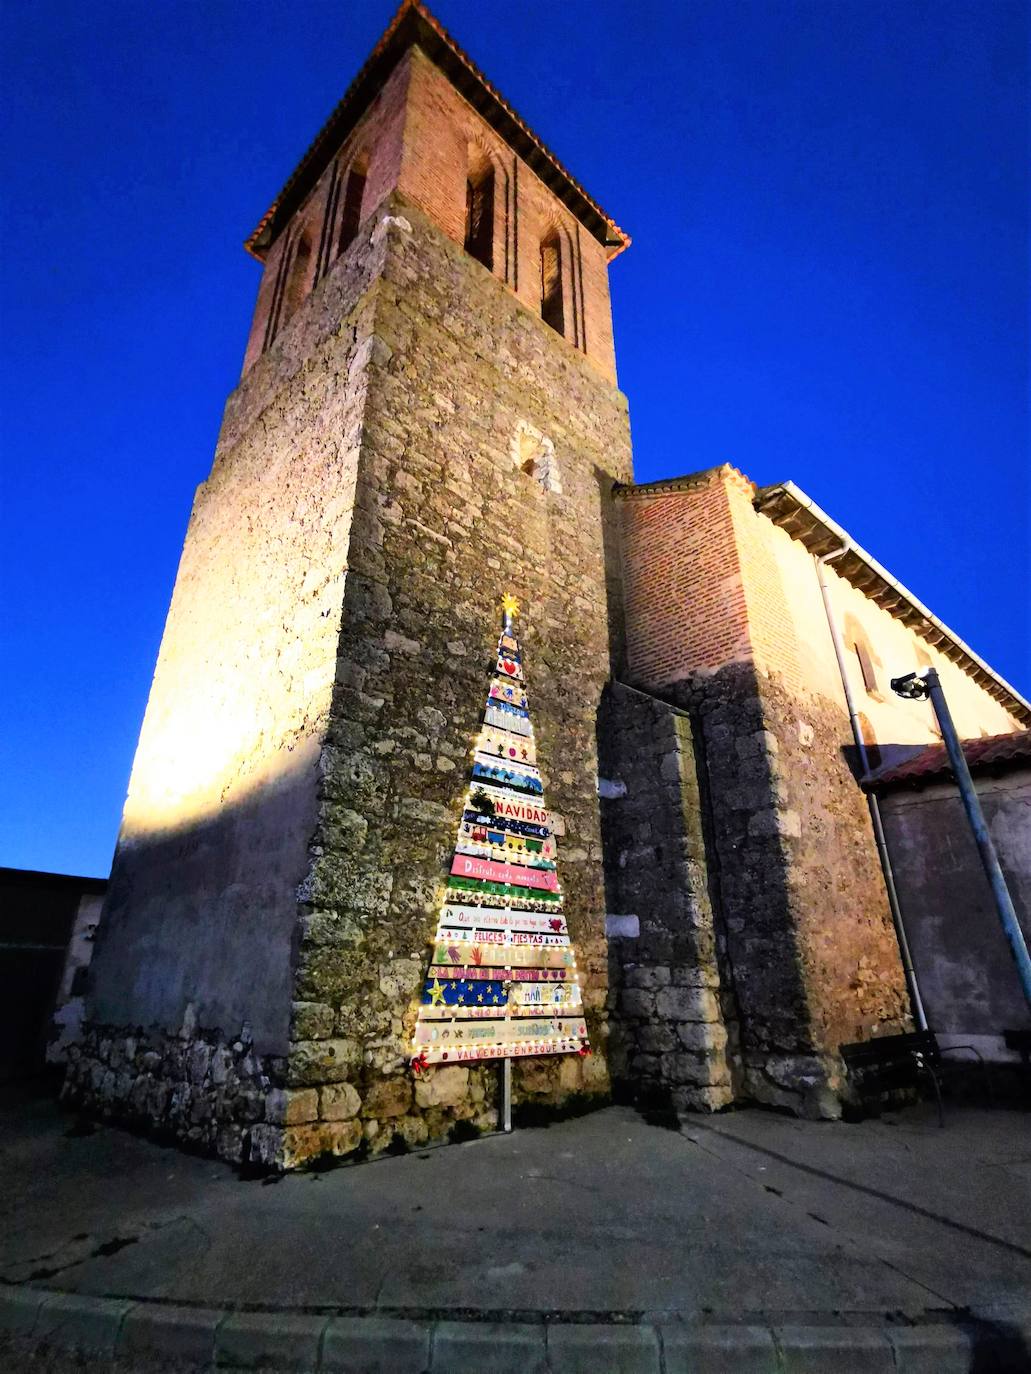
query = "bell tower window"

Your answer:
(540, 231), (564, 336)
(338, 158), (368, 255)
(281, 231), (313, 326)
(465, 150), (495, 271)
